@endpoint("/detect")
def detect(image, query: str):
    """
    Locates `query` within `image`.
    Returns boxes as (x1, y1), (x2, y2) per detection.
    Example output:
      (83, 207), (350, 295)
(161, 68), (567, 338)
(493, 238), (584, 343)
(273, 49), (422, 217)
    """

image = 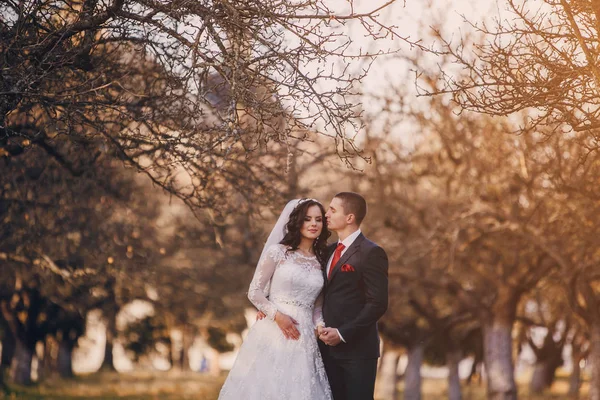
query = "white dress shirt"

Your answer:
(325, 229), (362, 343)
(326, 228), (362, 277)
